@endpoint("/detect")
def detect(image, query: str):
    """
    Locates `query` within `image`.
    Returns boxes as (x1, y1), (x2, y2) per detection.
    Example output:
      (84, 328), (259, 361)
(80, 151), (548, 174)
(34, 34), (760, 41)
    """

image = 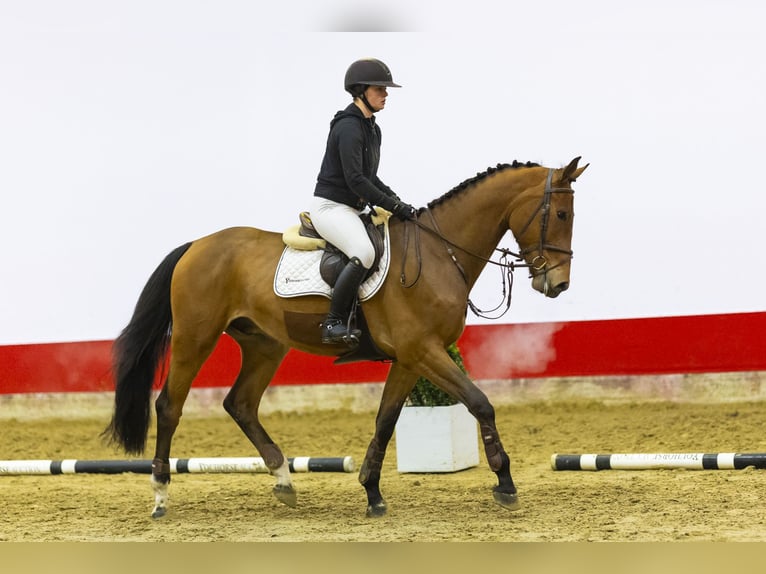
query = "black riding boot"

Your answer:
(321, 257), (367, 346)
